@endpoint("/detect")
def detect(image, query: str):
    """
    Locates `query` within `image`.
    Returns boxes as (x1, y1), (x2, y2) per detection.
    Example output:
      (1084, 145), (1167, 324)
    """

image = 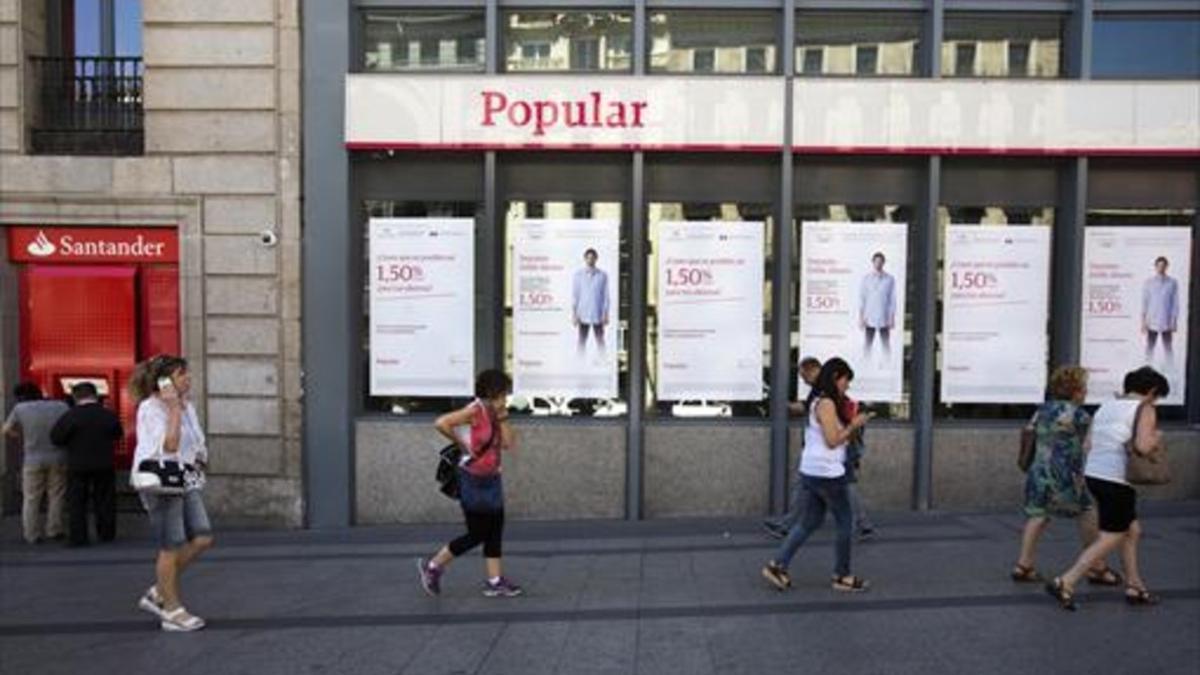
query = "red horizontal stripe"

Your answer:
(346, 141), (1199, 157)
